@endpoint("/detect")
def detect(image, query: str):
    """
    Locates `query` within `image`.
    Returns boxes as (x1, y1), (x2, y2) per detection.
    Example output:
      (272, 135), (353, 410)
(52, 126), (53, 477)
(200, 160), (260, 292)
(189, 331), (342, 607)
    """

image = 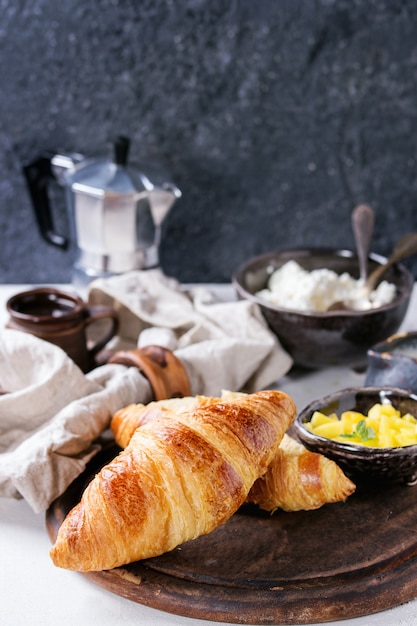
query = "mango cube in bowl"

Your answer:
(295, 387), (417, 484)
